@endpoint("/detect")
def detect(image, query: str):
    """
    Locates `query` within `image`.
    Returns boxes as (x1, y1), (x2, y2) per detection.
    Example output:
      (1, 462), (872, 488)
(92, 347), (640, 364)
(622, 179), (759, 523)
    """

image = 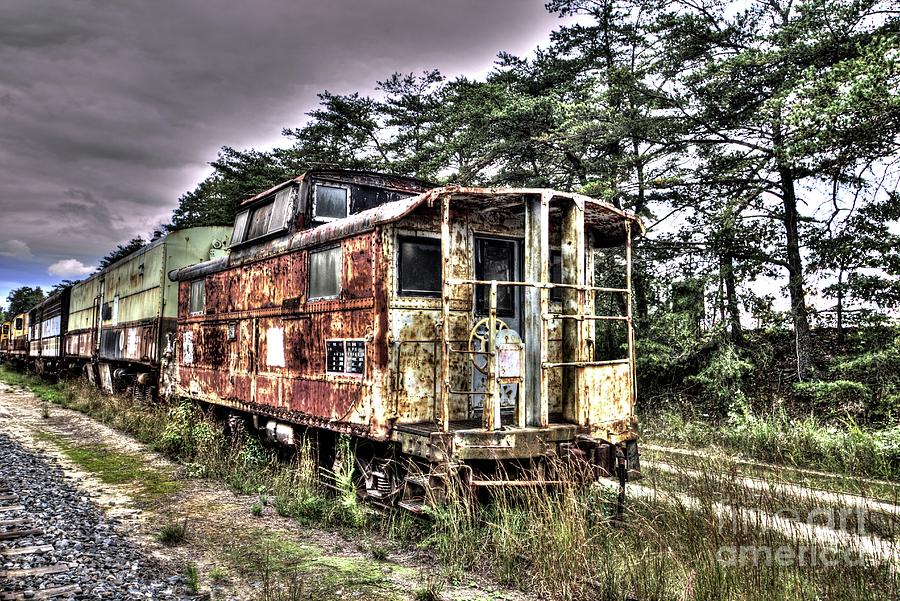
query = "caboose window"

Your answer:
(475, 238), (516, 316)
(308, 246), (341, 300)
(398, 237), (441, 297)
(231, 187), (293, 246)
(246, 201), (275, 240)
(313, 184), (349, 221)
(230, 210), (249, 246)
(550, 250), (563, 302)
(189, 279), (206, 315)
